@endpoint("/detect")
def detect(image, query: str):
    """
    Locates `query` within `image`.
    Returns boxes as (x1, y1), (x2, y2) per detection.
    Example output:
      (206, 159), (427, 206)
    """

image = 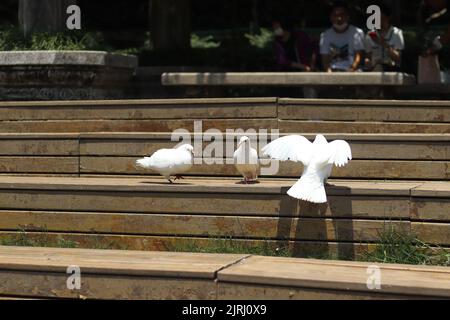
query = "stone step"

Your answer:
(0, 133), (448, 180)
(279, 98), (450, 122)
(0, 176), (448, 249)
(0, 157), (447, 180)
(0, 98), (448, 133)
(0, 246), (448, 299)
(217, 255), (450, 299)
(0, 246), (244, 299)
(0, 231), (372, 260)
(2, 119), (448, 134)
